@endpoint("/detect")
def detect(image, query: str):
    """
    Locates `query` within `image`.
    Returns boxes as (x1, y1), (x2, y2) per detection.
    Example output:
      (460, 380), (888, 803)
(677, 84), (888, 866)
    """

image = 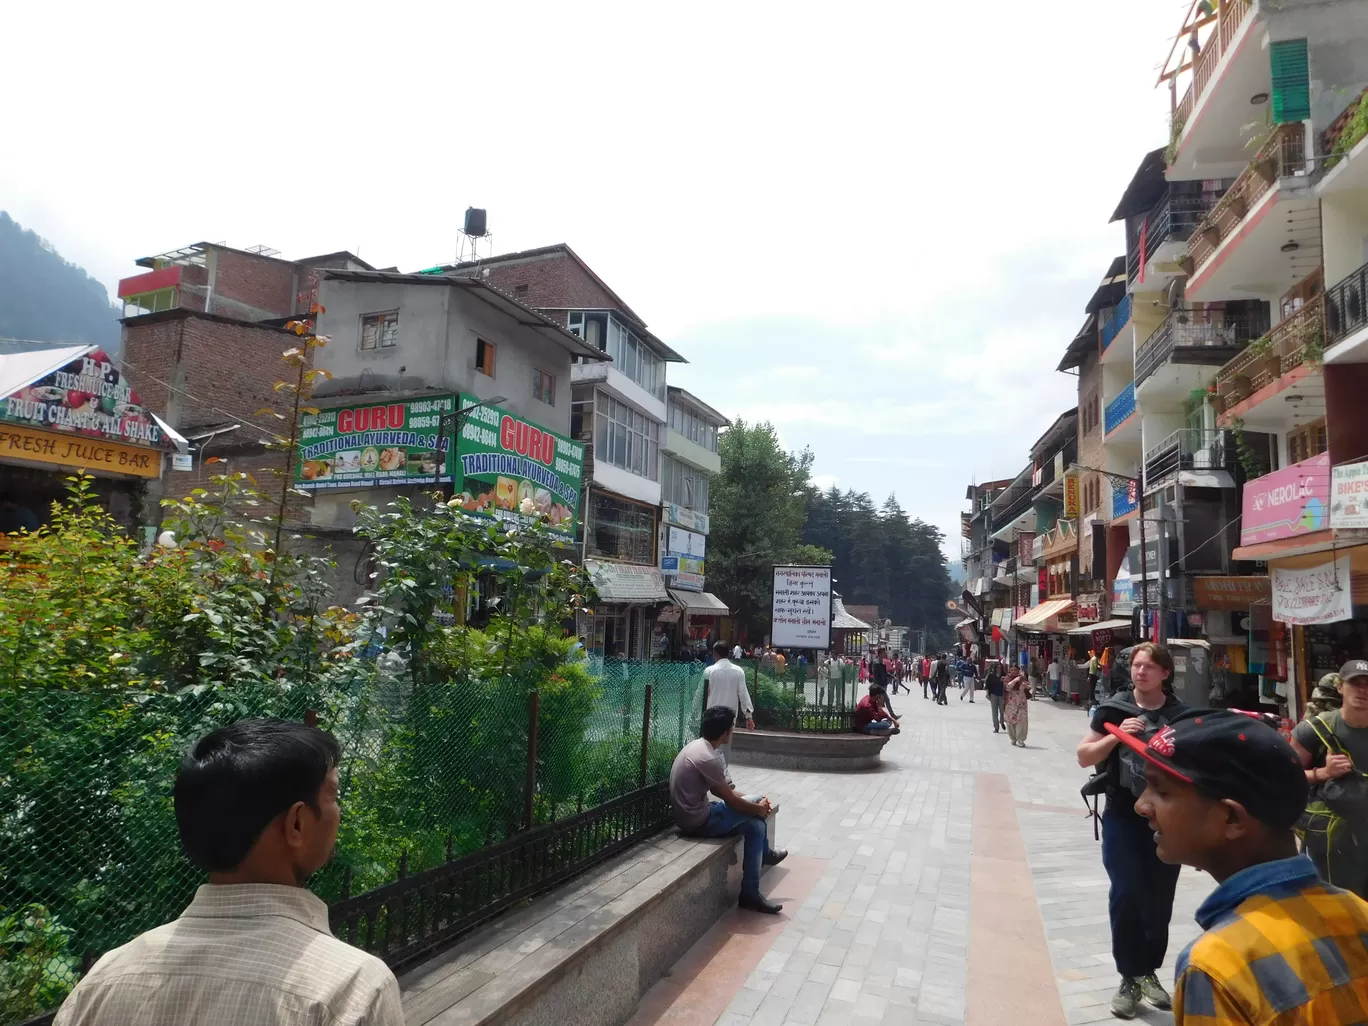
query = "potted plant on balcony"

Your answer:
(1204, 383), (1225, 414)
(1246, 334), (1281, 381)
(1290, 315), (1325, 366)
